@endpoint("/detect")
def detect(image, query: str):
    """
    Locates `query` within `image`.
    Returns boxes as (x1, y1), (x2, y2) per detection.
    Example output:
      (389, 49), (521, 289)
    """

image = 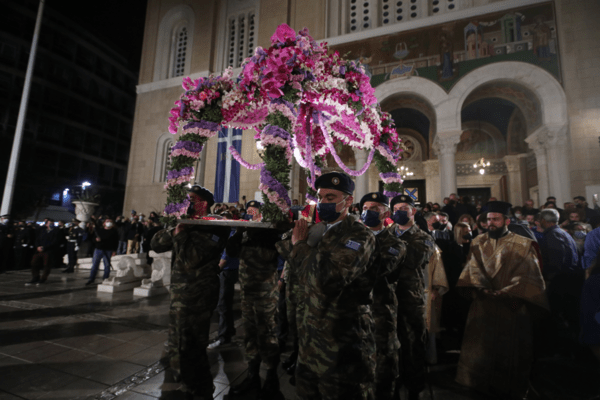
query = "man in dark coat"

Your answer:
(27, 219), (60, 285)
(389, 195), (434, 400)
(279, 172), (378, 400)
(152, 186), (229, 399)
